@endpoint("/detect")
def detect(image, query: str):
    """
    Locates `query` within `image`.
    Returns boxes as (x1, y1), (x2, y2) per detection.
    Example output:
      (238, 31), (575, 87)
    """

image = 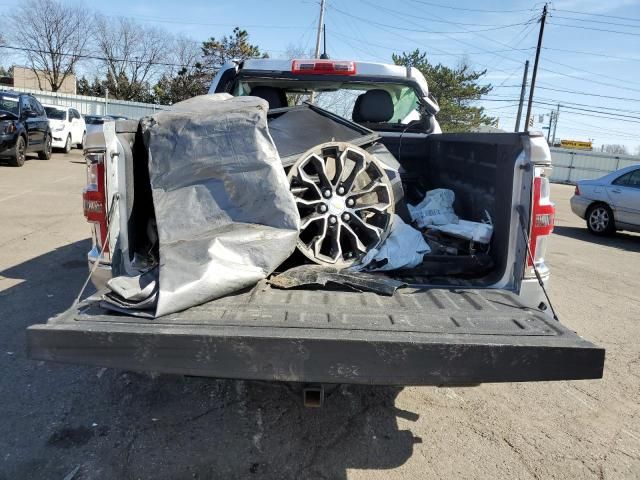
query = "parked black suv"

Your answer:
(0, 92), (52, 166)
